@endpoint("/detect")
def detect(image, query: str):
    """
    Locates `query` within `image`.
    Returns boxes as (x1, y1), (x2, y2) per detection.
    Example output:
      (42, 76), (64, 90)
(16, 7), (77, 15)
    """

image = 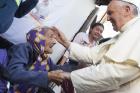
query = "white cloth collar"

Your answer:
(105, 17), (140, 66)
(120, 17), (140, 32)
